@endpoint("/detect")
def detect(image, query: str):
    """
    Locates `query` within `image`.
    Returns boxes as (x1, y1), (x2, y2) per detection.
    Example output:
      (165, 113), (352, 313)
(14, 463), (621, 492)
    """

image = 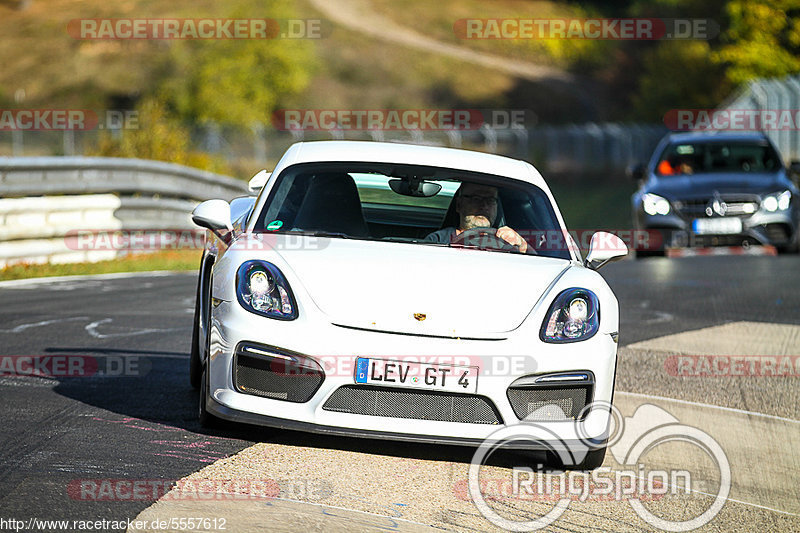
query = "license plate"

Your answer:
(354, 358), (478, 394)
(692, 218), (742, 235)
